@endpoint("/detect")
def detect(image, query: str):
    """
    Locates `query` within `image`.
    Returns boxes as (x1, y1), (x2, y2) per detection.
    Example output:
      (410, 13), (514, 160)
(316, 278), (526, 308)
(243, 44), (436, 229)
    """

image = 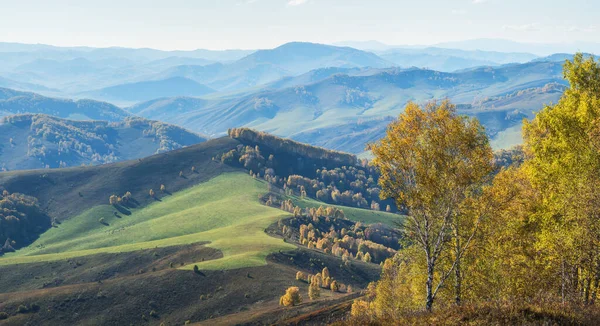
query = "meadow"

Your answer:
(0, 173), (295, 270)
